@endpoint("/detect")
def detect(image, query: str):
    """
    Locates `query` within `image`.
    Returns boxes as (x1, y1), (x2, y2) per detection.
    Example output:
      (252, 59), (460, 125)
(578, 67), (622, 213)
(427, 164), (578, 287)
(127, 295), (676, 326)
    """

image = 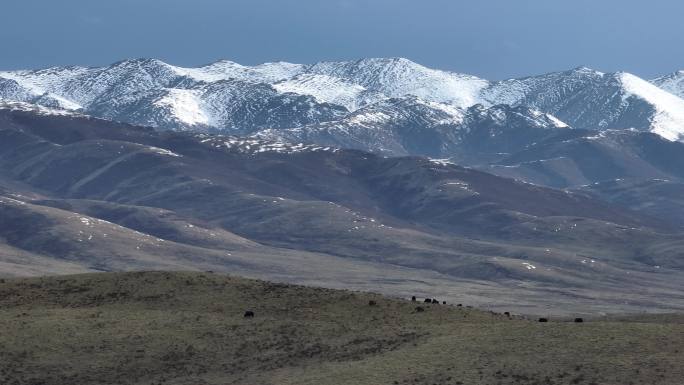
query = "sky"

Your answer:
(2, 0), (683, 79)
